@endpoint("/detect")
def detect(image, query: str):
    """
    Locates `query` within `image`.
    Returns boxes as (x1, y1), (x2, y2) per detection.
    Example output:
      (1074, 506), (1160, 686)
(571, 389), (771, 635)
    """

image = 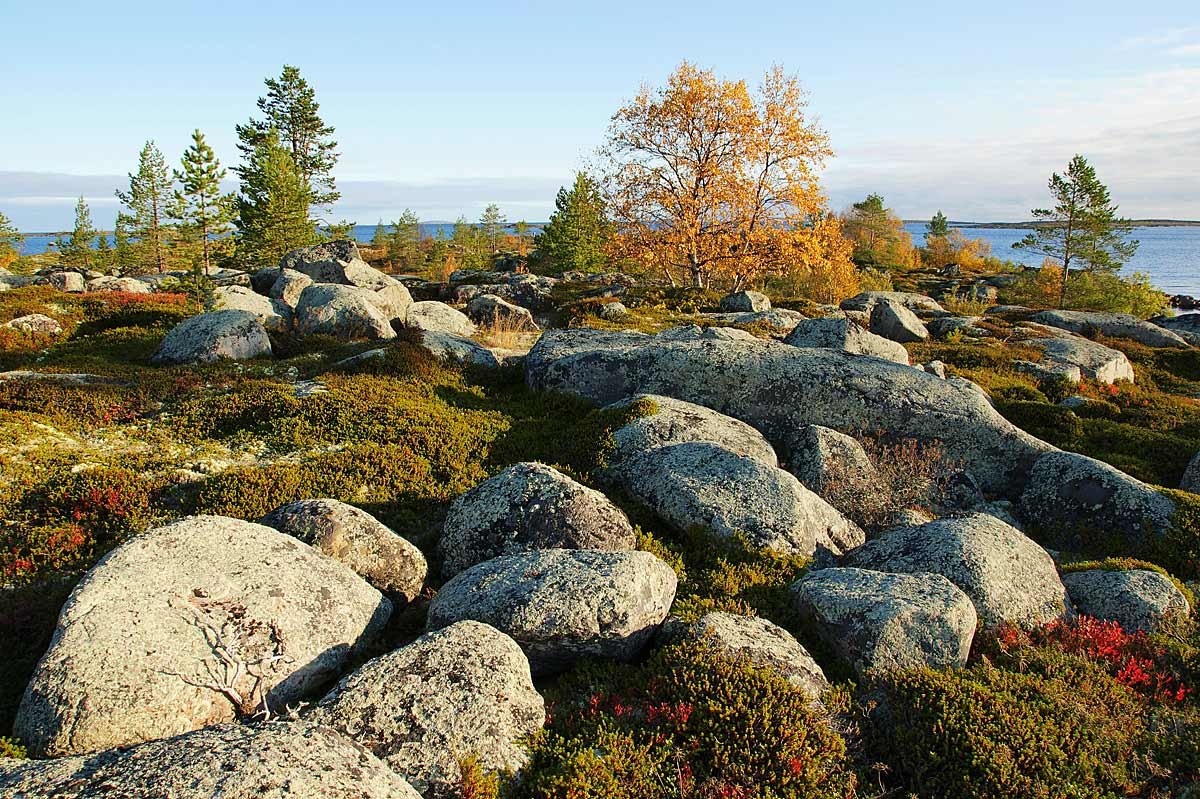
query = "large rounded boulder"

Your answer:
(295, 284), (397, 340)
(606, 394), (778, 467)
(783, 316), (910, 364)
(605, 440), (864, 557)
(151, 310), (272, 365)
(1063, 568), (1191, 633)
(842, 512), (1071, 628)
(406, 300), (476, 336)
(314, 621), (544, 798)
(869, 298), (929, 343)
(280, 240), (399, 290)
(0, 722), (421, 799)
(439, 462), (636, 577)
(260, 498), (427, 600)
(14, 515), (392, 757)
(427, 549), (678, 674)
(792, 567), (977, 676)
